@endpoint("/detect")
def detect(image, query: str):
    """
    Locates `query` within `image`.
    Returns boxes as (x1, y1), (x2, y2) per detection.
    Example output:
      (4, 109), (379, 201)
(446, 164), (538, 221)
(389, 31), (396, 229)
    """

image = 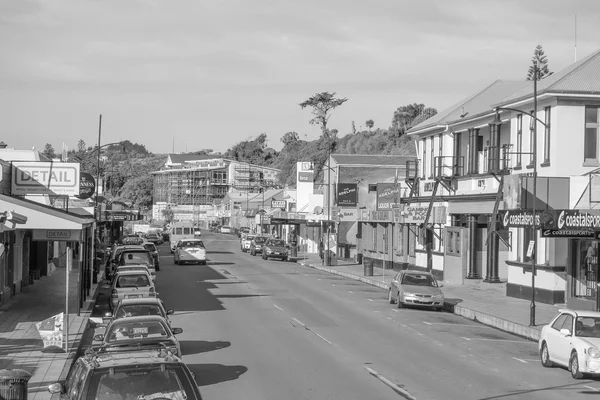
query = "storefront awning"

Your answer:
(0, 194), (93, 230)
